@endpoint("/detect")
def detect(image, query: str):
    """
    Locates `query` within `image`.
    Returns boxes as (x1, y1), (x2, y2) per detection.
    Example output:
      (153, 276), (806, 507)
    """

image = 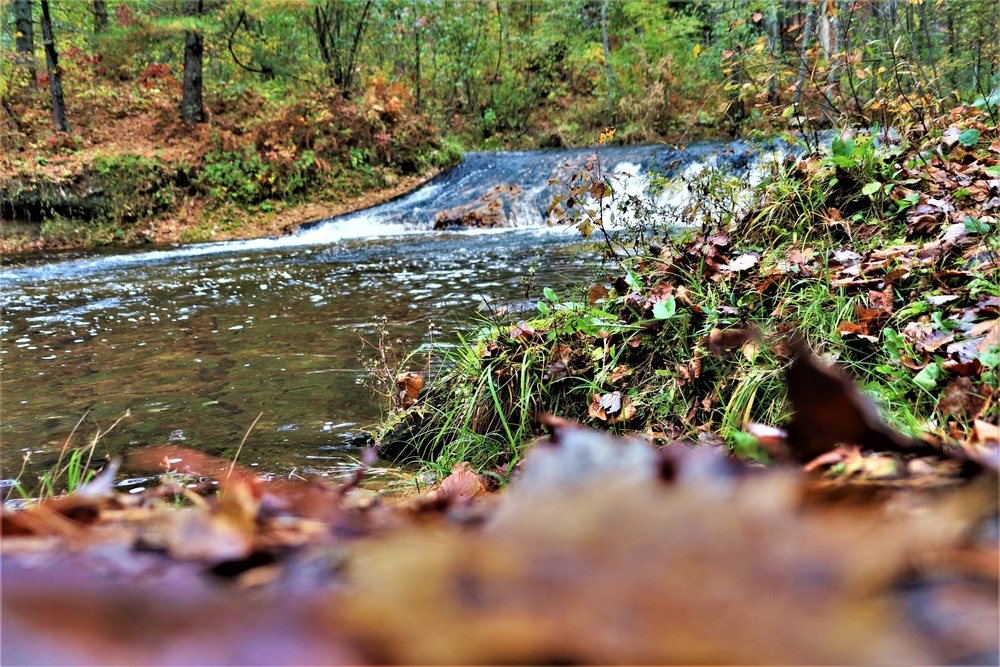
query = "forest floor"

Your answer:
(2, 408), (997, 664)
(1, 82), (458, 254)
